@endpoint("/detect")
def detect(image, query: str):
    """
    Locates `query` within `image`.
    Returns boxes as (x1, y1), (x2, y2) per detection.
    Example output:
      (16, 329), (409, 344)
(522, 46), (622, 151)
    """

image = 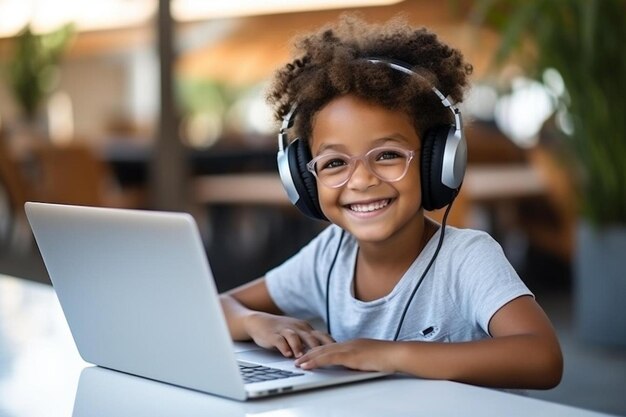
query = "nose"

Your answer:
(346, 159), (379, 190)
